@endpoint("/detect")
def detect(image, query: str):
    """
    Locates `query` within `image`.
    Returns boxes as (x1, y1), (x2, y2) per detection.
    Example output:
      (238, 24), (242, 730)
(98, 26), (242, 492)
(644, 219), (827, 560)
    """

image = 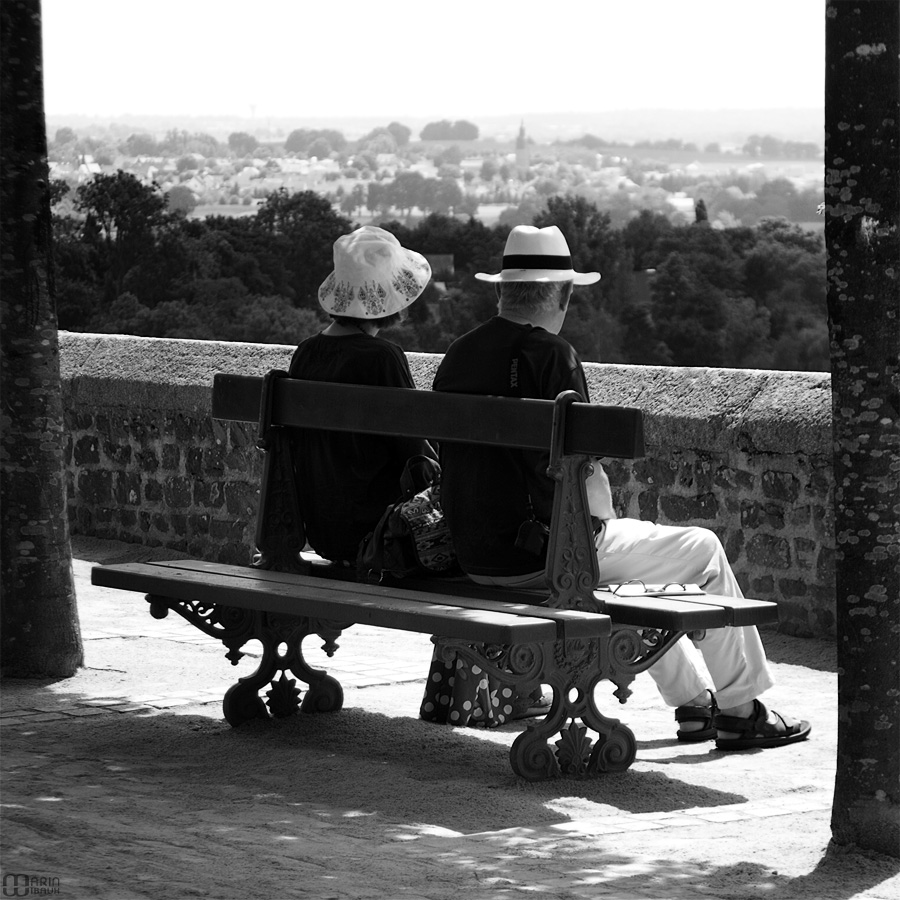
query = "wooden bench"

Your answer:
(91, 370), (778, 781)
